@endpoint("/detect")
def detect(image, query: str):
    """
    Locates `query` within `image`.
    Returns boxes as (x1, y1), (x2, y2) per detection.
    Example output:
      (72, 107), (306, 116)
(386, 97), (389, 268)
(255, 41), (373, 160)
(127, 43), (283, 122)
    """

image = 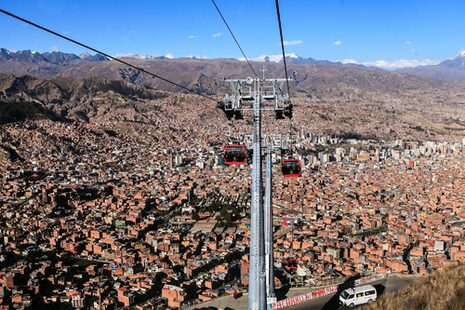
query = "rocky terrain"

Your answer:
(363, 265), (465, 310)
(0, 72), (464, 146)
(0, 49), (465, 148)
(0, 48), (107, 77)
